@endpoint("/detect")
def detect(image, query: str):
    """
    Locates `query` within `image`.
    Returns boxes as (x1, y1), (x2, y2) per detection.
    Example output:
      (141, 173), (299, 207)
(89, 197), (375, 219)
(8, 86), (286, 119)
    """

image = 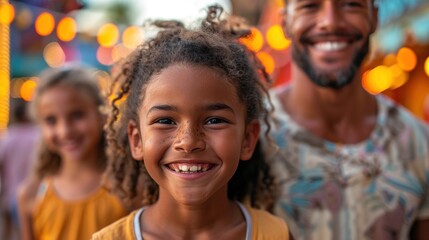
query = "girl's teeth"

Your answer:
(170, 163), (210, 173)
